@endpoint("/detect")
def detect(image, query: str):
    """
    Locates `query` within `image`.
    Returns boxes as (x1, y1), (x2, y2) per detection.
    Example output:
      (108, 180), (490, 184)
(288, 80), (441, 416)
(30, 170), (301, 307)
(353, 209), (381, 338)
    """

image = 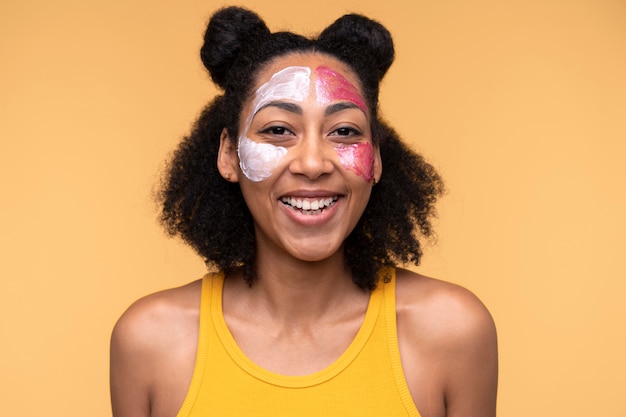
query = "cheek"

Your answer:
(334, 142), (375, 182)
(238, 136), (287, 182)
